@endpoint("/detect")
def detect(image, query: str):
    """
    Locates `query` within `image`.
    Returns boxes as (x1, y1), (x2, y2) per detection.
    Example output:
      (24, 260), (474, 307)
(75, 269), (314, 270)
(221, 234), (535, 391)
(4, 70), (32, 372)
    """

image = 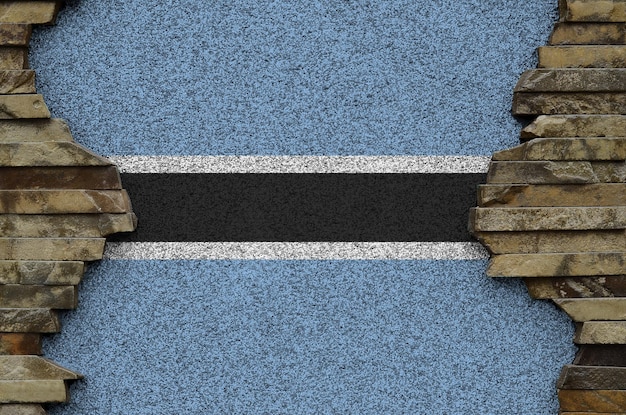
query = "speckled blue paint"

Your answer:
(45, 260), (574, 415)
(30, 0), (557, 156)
